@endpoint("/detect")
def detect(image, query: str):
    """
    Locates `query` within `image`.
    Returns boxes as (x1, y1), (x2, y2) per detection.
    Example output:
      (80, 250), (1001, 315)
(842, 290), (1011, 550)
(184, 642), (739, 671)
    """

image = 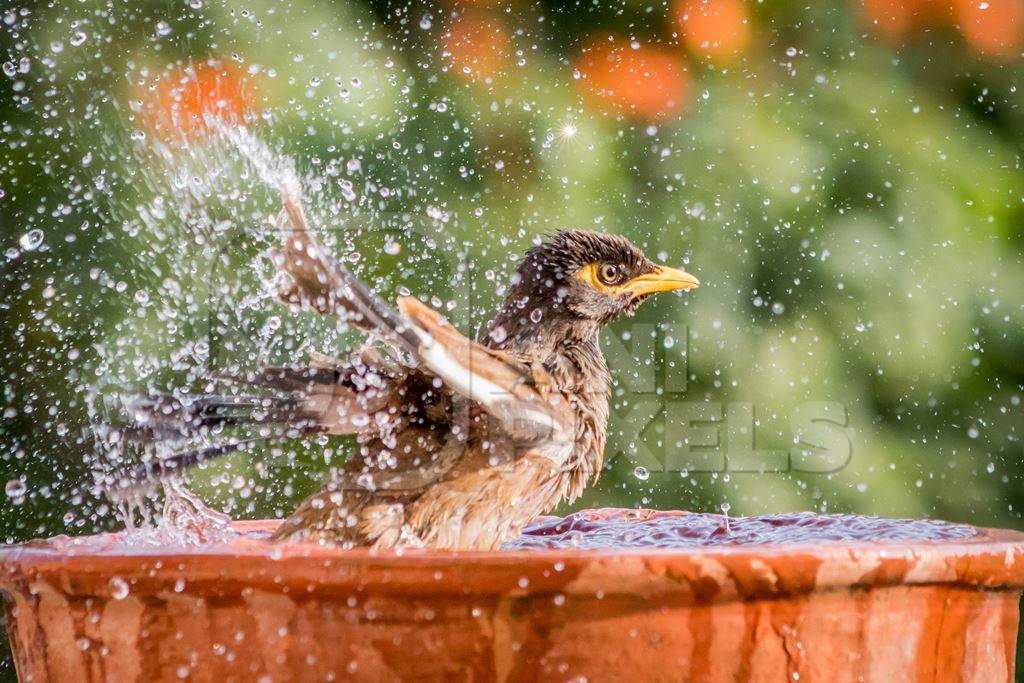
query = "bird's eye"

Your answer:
(597, 263), (622, 286)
